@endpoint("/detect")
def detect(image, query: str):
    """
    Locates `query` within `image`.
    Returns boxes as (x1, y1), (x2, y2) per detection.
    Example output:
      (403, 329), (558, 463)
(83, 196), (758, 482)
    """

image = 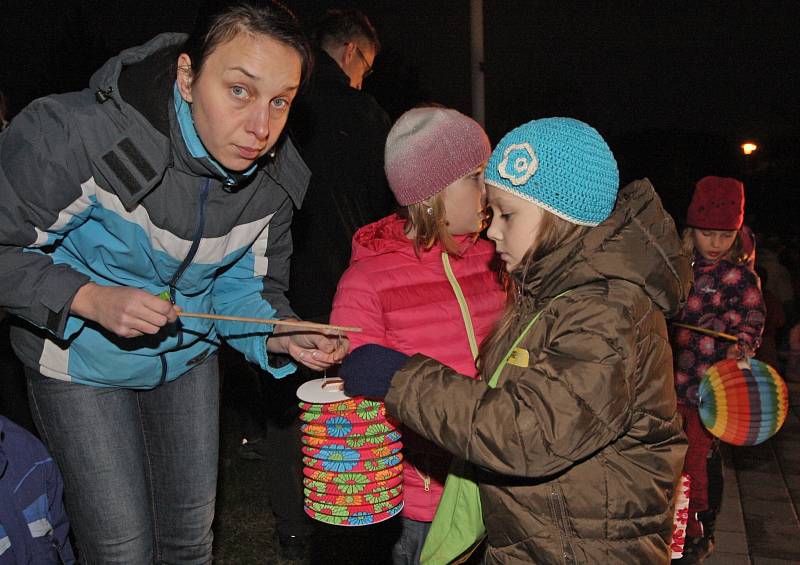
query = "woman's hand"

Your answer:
(267, 319), (350, 371)
(70, 283), (178, 338)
